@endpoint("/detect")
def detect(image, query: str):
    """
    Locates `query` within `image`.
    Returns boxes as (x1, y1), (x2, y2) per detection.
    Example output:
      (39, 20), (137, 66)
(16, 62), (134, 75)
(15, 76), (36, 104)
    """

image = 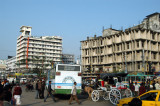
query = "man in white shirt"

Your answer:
(155, 81), (160, 90)
(135, 82), (139, 97)
(69, 82), (80, 105)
